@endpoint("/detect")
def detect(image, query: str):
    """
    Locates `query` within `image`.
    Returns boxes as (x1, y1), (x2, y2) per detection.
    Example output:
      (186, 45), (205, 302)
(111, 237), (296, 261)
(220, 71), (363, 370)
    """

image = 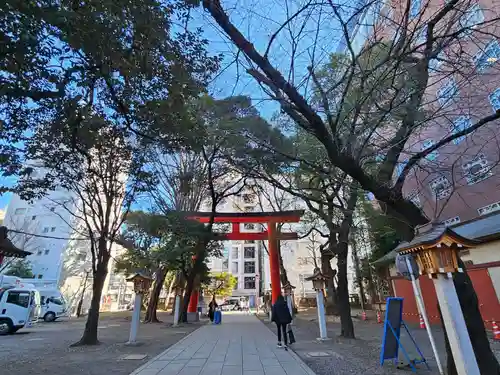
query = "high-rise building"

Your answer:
(205, 179), (359, 306)
(341, 0), (500, 224)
